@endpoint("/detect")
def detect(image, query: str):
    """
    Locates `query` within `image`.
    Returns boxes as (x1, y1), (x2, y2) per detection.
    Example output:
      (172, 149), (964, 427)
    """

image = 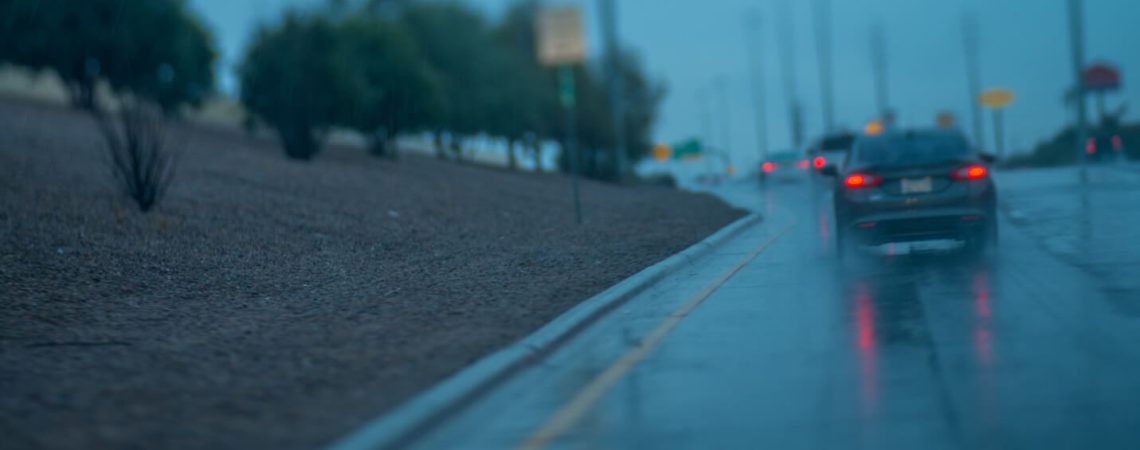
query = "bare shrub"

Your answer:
(91, 101), (178, 213)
